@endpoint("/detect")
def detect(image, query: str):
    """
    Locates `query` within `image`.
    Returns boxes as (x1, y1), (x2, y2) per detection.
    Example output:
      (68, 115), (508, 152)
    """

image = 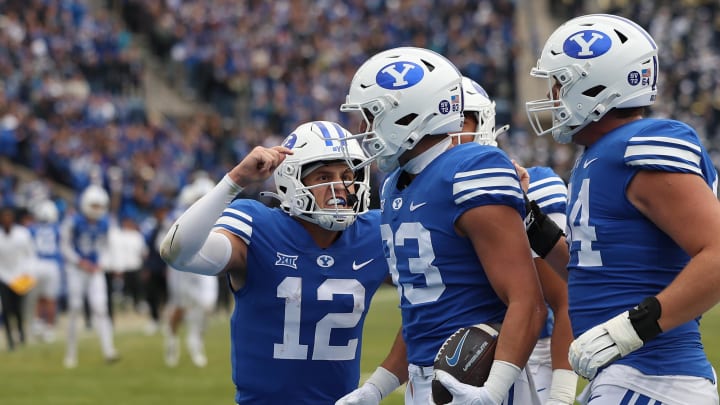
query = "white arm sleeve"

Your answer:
(160, 175), (242, 276)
